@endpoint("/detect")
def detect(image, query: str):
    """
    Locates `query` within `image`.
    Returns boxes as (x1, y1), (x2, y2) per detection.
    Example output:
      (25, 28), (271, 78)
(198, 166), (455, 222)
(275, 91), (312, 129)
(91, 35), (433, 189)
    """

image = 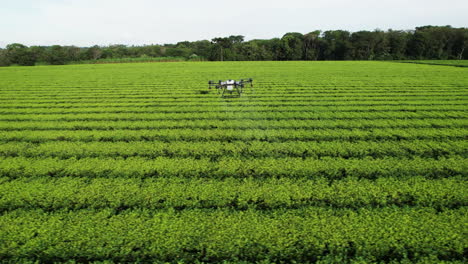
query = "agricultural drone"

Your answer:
(208, 78), (253, 97)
